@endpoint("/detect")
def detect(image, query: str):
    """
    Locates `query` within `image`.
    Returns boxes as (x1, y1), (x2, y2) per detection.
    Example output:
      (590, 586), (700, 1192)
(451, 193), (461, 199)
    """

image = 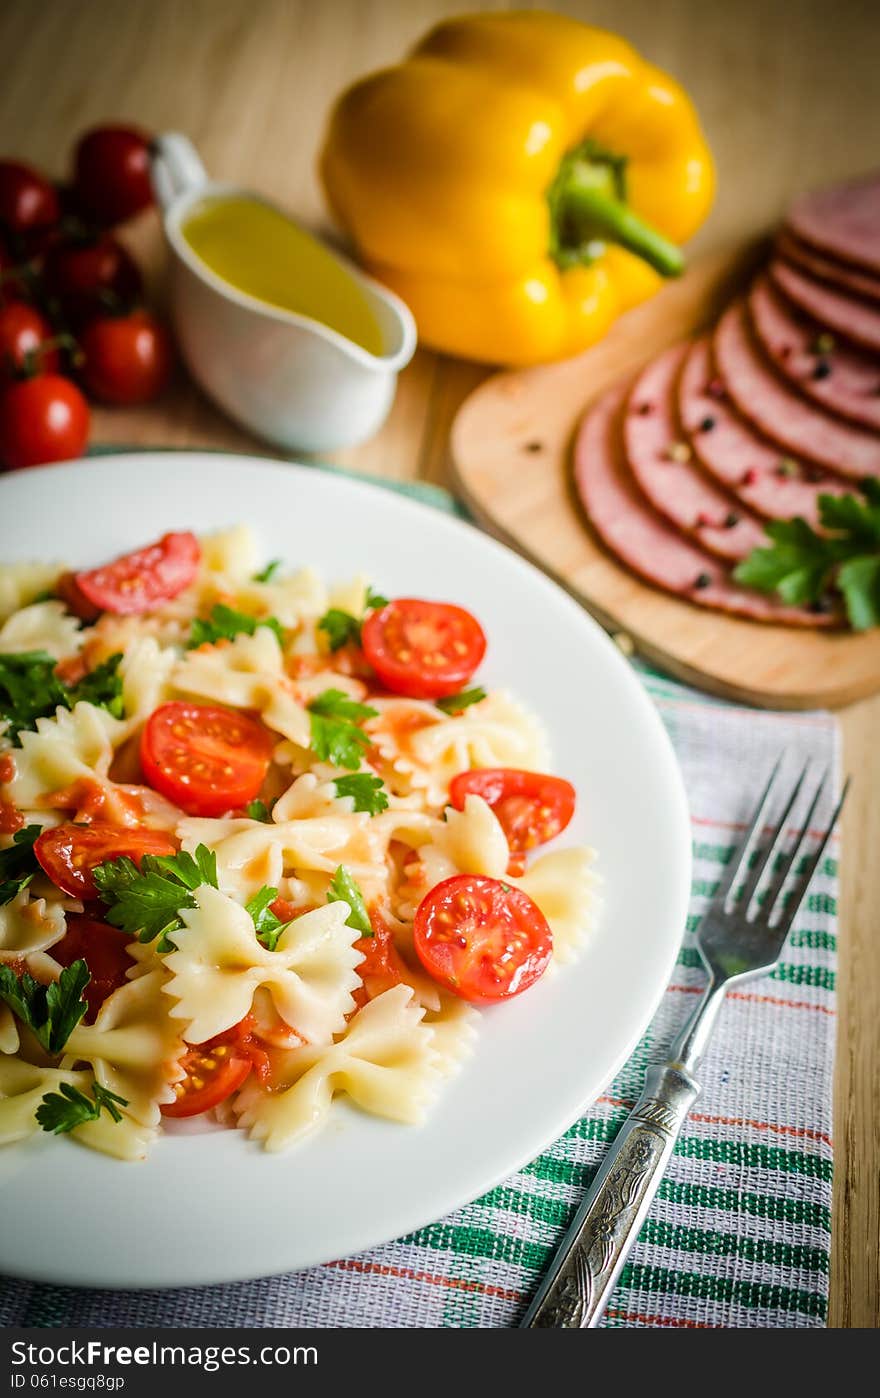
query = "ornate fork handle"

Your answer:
(520, 1063), (700, 1328)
